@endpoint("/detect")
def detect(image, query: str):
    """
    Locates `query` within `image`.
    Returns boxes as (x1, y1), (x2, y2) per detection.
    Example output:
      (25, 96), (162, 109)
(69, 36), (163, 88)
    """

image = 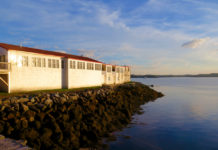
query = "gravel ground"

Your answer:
(0, 135), (31, 150)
